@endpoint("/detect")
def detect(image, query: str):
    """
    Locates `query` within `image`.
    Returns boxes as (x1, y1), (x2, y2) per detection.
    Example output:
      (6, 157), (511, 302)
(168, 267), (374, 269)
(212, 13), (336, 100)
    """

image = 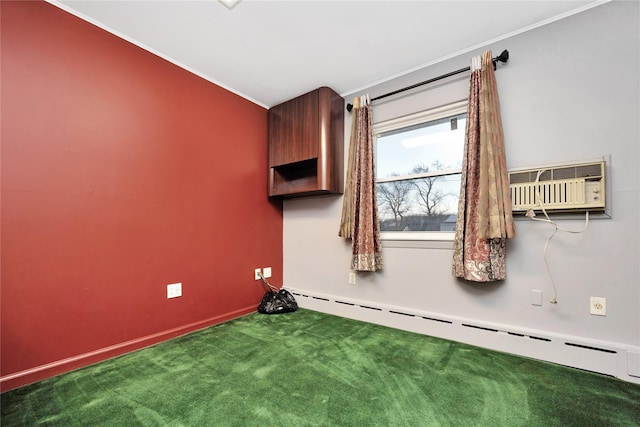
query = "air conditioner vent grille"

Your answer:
(508, 160), (605, 213)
